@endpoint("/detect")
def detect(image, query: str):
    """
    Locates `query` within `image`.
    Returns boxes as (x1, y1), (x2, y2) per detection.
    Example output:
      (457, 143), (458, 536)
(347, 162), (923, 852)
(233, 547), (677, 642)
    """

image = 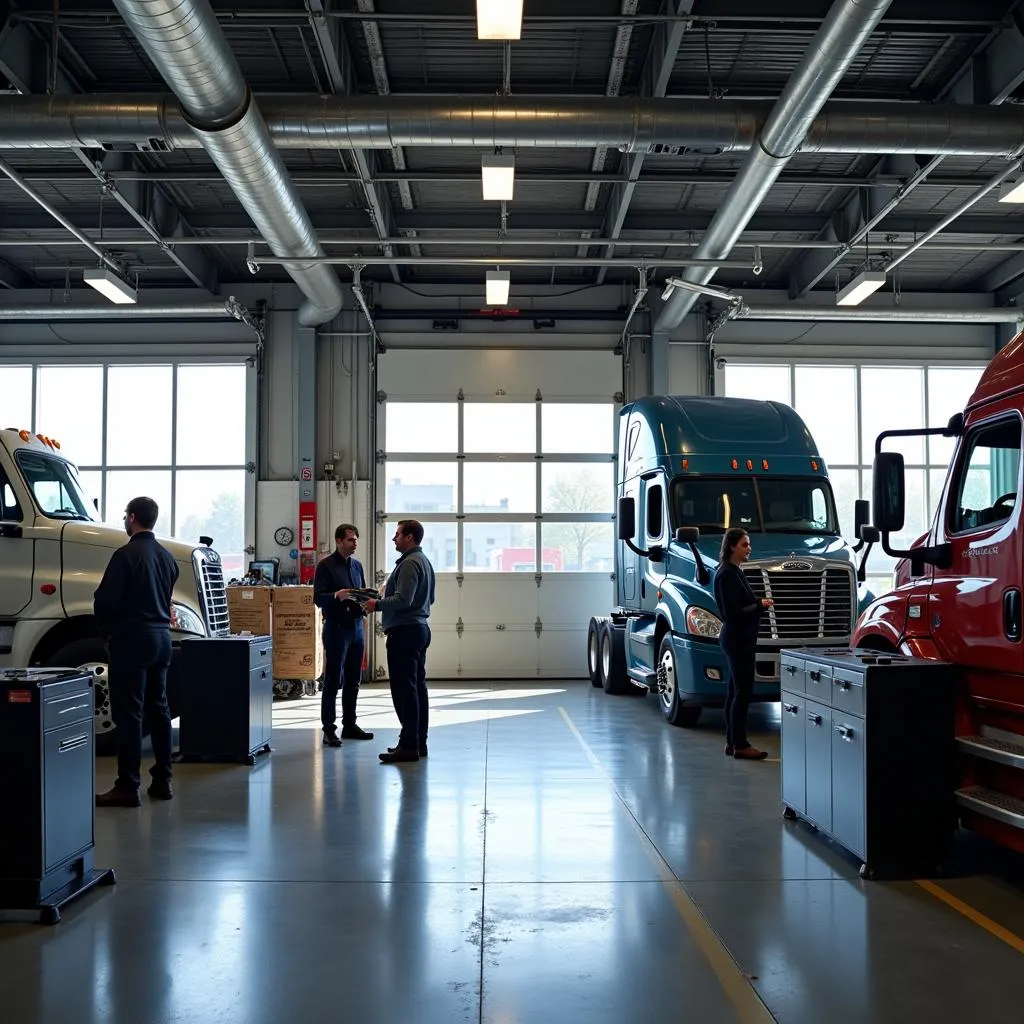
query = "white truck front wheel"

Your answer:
(46, 638), (116, 753)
